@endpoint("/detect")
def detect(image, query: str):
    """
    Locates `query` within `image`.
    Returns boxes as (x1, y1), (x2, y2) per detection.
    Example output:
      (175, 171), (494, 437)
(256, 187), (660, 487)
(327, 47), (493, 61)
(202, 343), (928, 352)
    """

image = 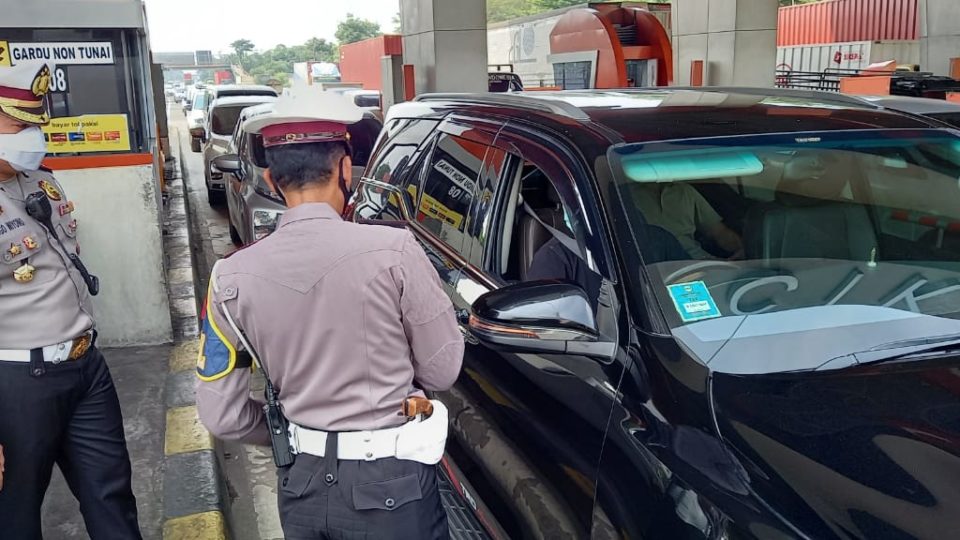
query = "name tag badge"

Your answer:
(667, 280), (721, 322)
